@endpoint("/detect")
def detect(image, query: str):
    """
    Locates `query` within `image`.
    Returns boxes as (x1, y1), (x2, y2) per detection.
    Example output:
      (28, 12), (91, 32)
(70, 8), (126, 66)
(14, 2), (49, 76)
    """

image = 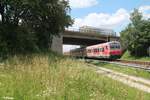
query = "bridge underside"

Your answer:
(63, 37), (106, 46)
(51, 31), (120, 54)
